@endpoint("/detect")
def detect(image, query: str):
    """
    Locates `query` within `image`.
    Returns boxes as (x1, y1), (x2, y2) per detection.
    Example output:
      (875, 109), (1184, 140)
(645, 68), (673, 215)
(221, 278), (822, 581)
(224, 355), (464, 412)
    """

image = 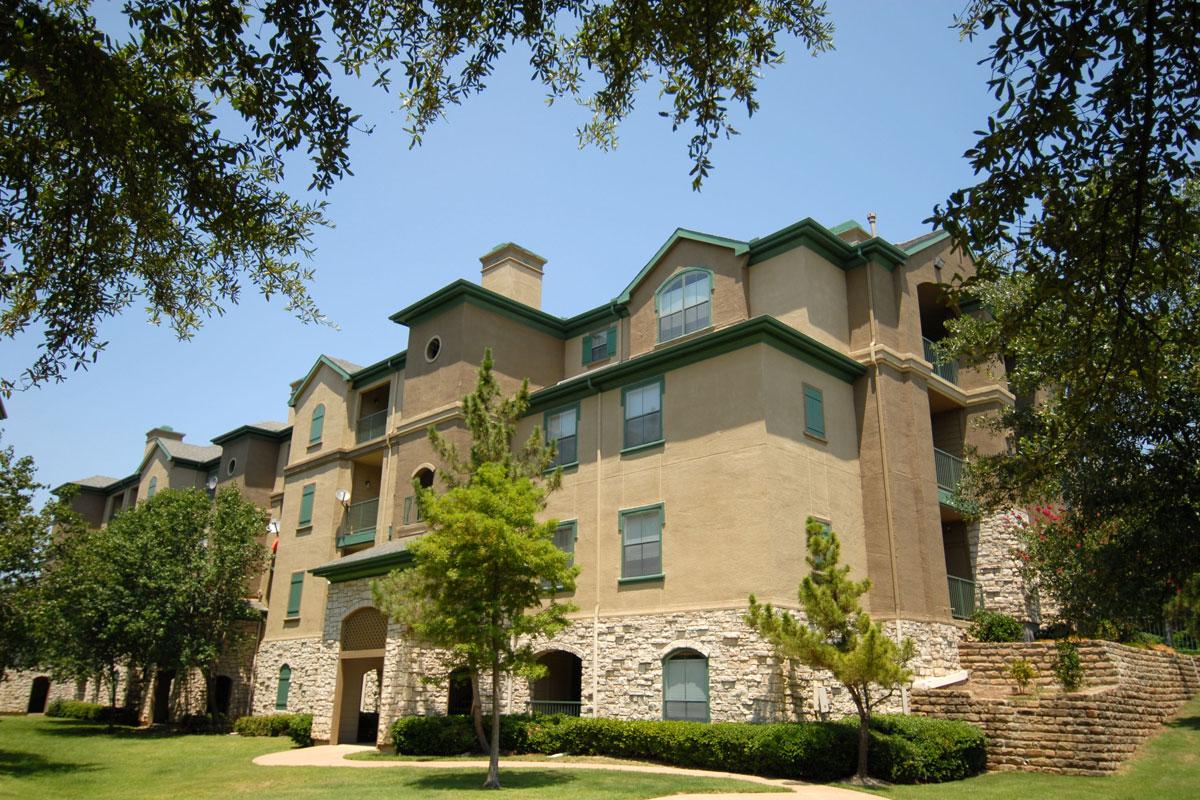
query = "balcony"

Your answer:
(529, 700), (582, 716)
(336, 497), (378, 548)
(355, 410), (387, 444)
(923, 337), (959, 385)
(948, 575), (981, 620)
